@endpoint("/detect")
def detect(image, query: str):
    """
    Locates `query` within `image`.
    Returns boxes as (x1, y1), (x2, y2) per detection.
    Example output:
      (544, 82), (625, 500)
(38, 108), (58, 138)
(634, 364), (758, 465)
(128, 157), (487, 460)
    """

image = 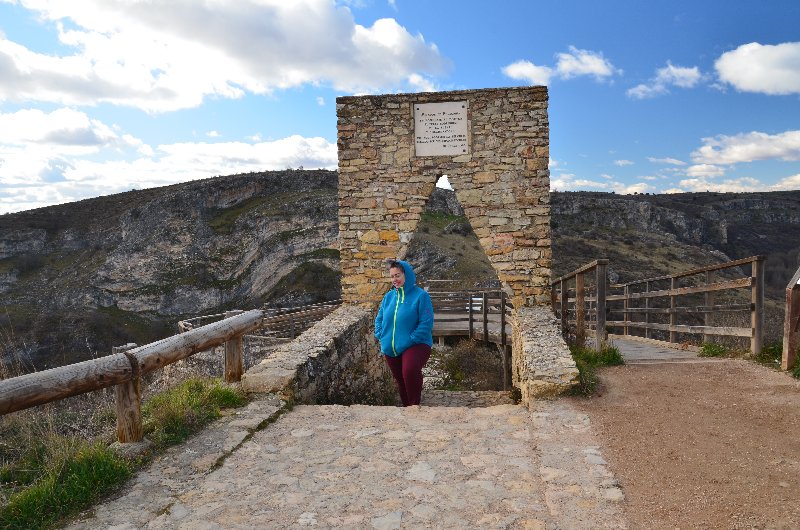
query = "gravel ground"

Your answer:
(569, 359), (800, 529)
